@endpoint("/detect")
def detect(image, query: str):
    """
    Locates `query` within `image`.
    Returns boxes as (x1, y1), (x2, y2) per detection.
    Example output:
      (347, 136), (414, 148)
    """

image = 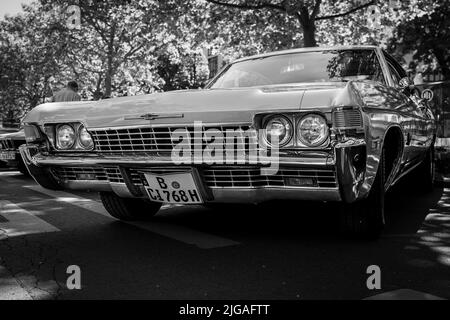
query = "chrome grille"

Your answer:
(128, 166), (337, 189)
(333, 109), (363, 129)
(51, 167), (109, 181)
(89, 125), (257, 154)
(50, 165), (337, 189)
(203, 167), (337, 188)
(104, 167), (124, 184)
(50, 166), (126, 183)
